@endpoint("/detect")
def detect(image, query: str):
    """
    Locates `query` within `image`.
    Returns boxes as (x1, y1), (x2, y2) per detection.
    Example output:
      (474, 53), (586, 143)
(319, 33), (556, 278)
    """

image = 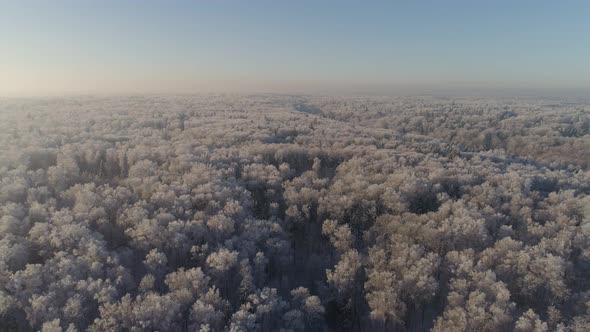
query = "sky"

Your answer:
(1, 1), (590, 96)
